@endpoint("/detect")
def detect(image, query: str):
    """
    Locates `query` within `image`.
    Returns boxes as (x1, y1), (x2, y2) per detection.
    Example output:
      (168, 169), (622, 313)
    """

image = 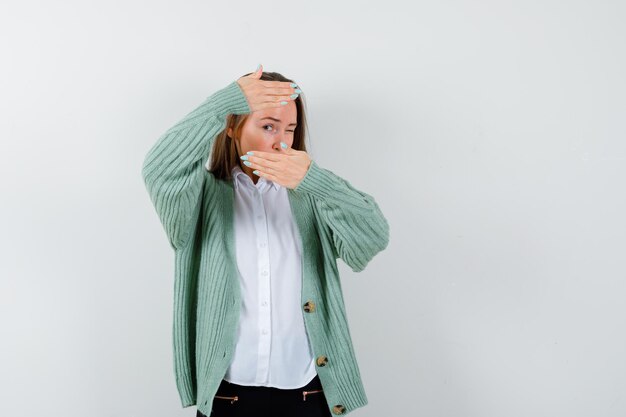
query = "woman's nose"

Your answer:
(274, 136), (287, 149)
